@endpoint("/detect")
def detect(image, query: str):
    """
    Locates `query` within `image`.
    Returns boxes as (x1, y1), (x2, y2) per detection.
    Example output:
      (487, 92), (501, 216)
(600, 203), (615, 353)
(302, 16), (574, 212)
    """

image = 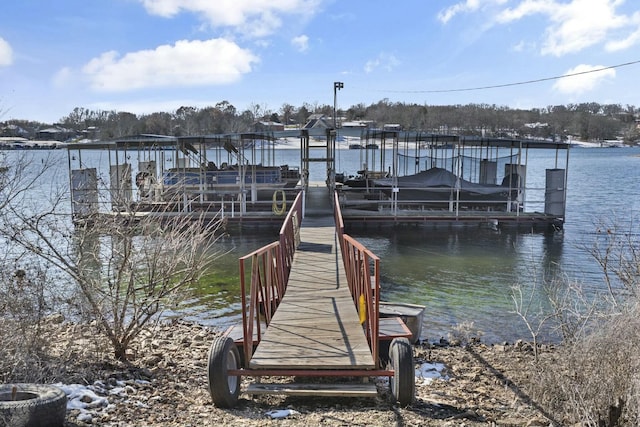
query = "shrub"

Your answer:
(531, 303), (640, 426)
(0, 263), (56, 382)
(0, 153), (224, 361)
